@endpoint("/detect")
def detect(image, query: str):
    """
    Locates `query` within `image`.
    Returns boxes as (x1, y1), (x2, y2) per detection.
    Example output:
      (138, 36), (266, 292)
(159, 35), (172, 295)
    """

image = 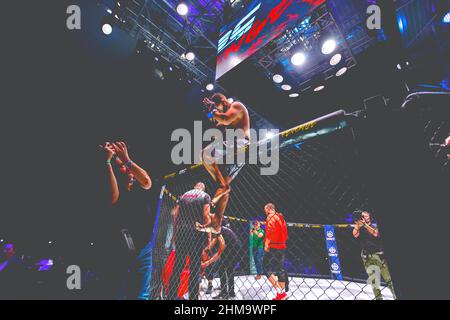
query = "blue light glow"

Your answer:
(397, 14), (407, 34)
